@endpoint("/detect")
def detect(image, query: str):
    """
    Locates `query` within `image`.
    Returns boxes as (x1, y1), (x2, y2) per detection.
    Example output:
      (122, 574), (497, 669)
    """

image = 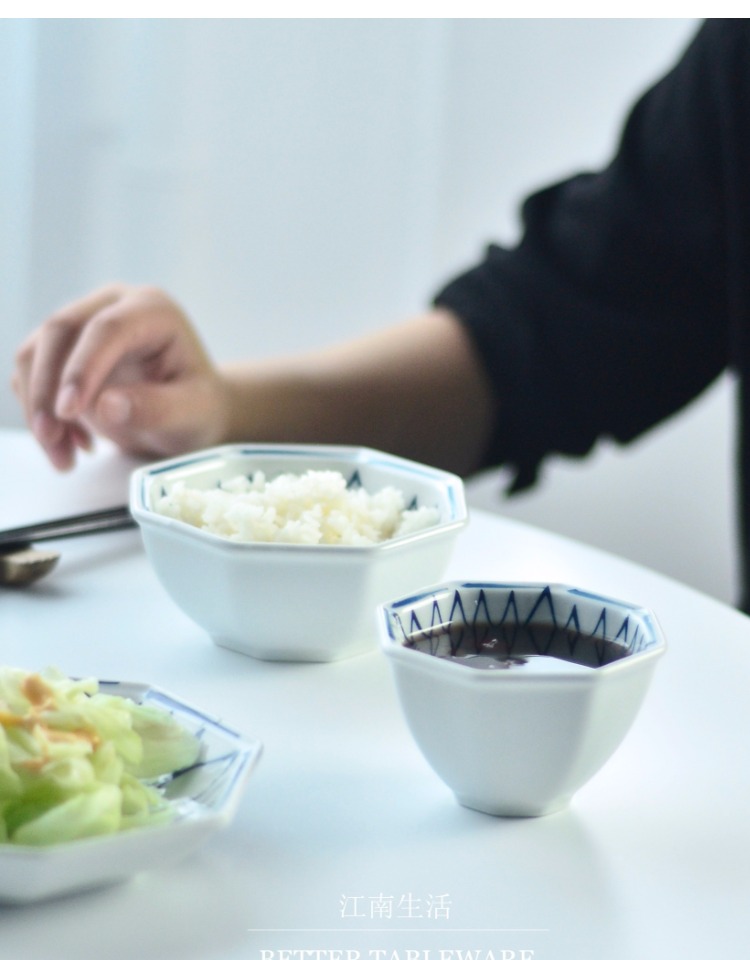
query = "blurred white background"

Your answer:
(2, 18), (736, 603)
